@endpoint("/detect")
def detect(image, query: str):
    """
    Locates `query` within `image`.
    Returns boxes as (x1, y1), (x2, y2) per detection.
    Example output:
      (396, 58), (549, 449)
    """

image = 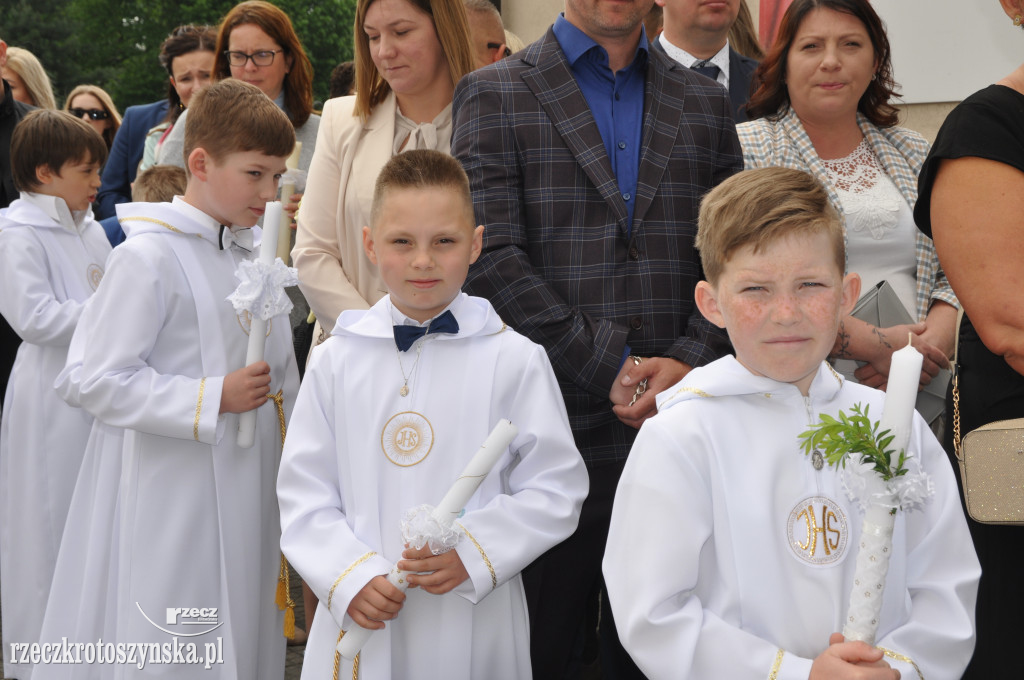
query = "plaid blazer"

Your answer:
(453, 29), (742, 466)
(738, 107), (957, 321)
